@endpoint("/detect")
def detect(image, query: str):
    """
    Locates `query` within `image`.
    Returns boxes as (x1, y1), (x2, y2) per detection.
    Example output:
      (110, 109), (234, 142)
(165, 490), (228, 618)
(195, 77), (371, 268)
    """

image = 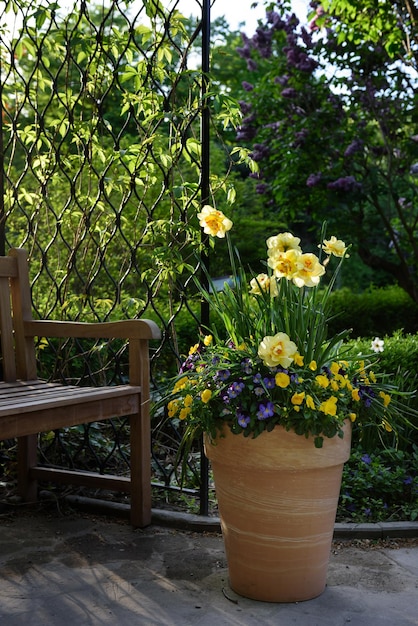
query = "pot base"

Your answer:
(205, 423), (351, 602)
